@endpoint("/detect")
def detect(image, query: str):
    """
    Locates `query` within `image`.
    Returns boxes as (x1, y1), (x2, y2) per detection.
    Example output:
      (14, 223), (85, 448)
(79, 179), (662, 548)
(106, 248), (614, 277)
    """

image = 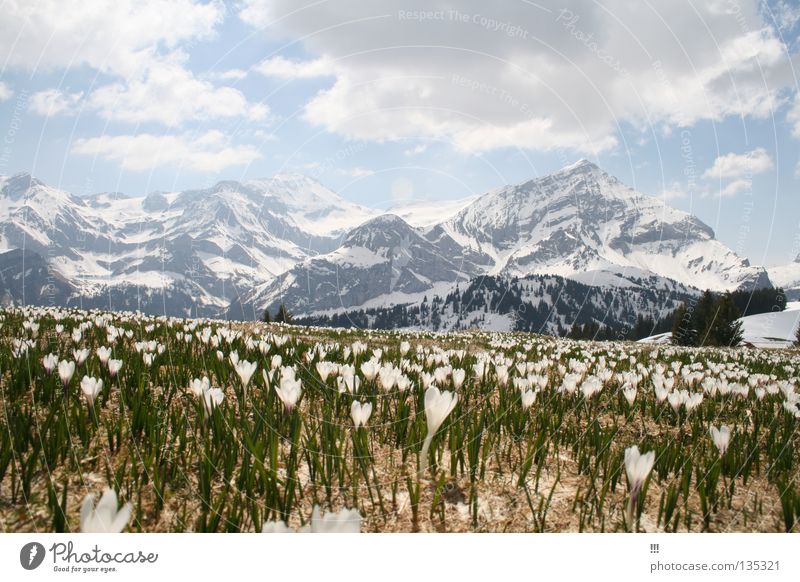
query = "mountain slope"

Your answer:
(768, 254), (800, 300)
(241, 160), (770, 320)
(240, 214), (486, 316)
(0, 172), (376, 316)
(442, 160), (770, 291)
(639, 301), (800, 349)
(0, 162), (774, 327)
(295, 271), (696, 336)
